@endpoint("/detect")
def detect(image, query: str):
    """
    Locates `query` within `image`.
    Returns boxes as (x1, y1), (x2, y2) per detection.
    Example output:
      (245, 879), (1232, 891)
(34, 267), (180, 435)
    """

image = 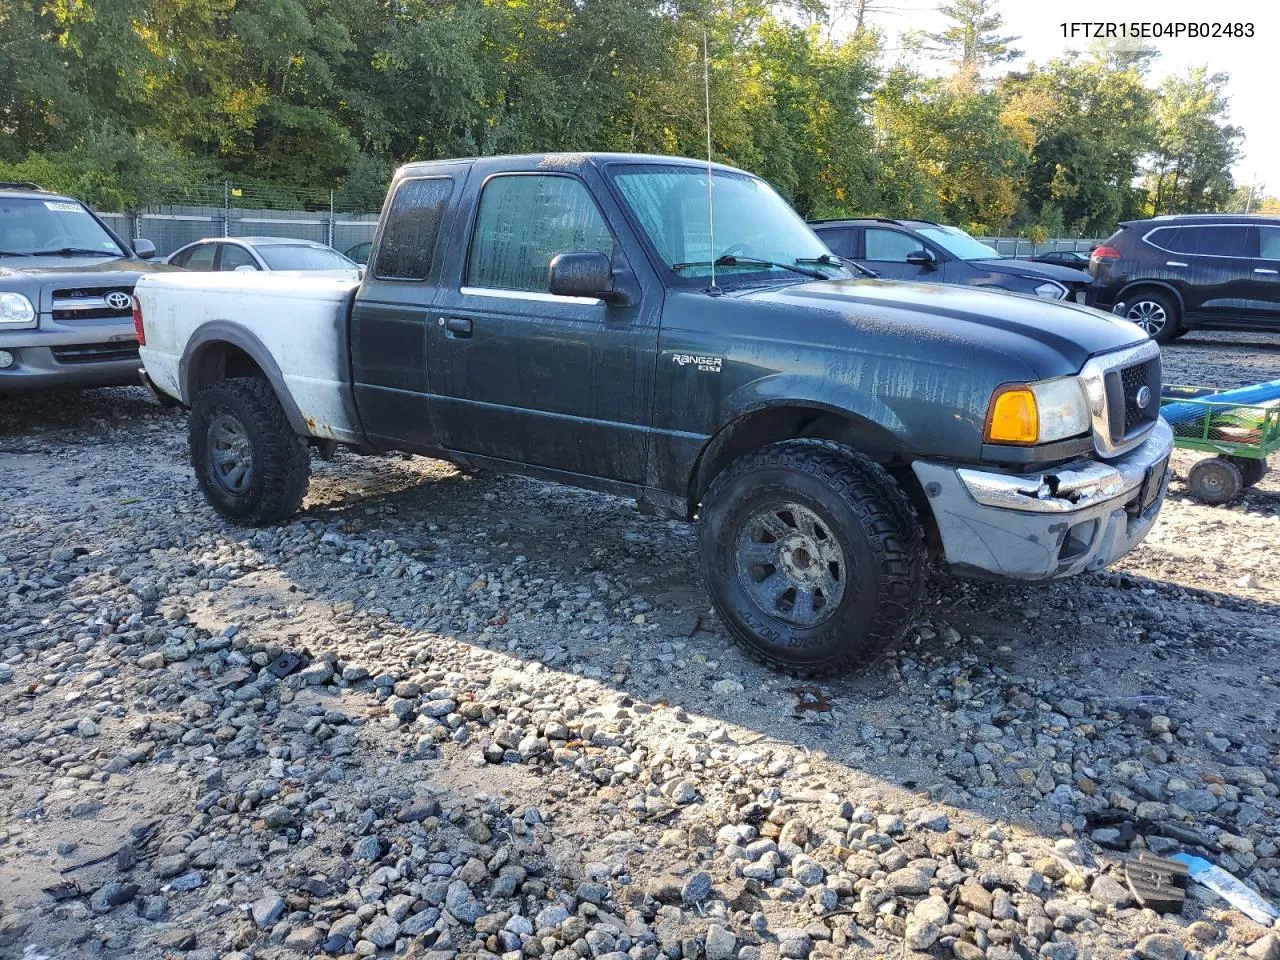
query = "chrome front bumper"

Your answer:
(913, 419), (1173, 580)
